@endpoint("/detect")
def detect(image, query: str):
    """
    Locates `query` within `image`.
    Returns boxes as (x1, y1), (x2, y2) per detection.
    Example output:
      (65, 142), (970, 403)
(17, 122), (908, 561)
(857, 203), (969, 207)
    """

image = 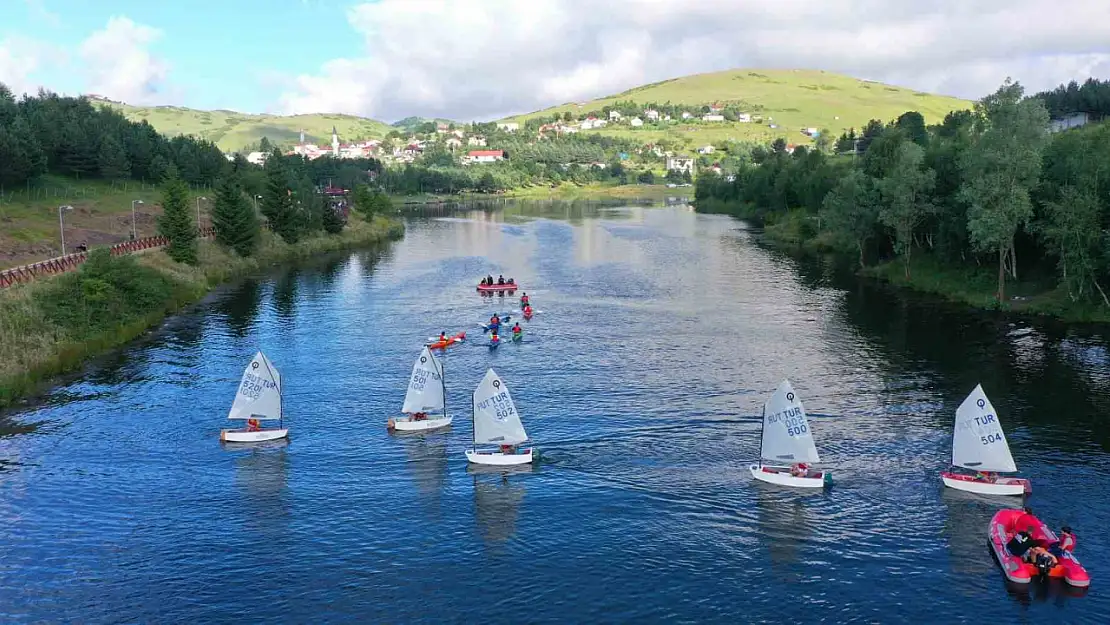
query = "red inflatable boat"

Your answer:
(989, 508), (1090, 587)
(477, 282), (519, 292)
(426, 331), (466, 350)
